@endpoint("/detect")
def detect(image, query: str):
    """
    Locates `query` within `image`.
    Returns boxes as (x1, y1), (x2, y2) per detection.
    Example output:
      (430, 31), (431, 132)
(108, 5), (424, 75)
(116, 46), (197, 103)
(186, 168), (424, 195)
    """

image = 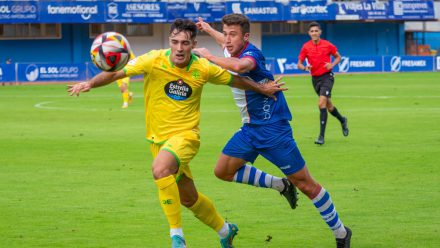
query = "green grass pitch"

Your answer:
(1, 72), (439, 247)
